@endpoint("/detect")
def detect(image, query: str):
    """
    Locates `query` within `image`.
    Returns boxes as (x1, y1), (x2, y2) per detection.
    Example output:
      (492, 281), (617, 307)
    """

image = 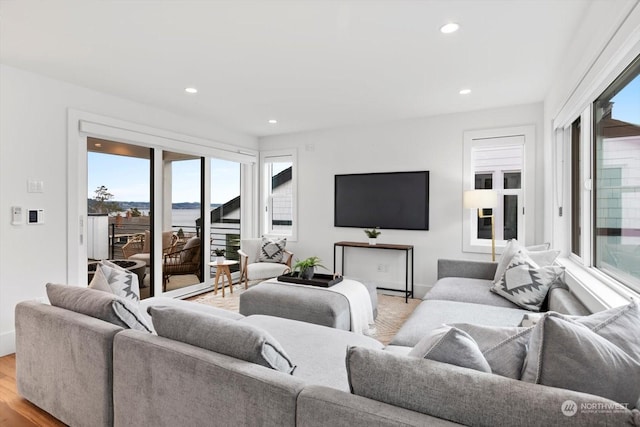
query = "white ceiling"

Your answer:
(0, 0), (592, 137)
